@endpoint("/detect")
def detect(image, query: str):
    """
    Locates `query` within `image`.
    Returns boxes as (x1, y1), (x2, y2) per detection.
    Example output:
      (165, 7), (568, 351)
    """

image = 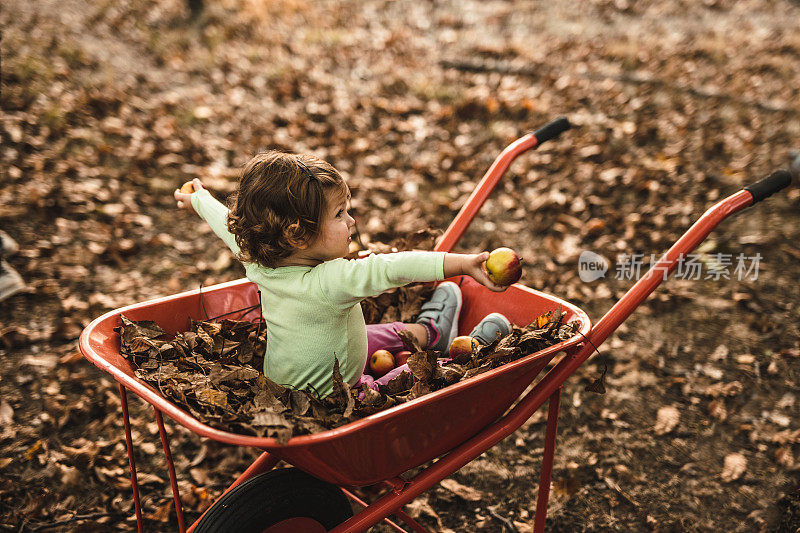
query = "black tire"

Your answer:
(194, 467), (353, 533)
